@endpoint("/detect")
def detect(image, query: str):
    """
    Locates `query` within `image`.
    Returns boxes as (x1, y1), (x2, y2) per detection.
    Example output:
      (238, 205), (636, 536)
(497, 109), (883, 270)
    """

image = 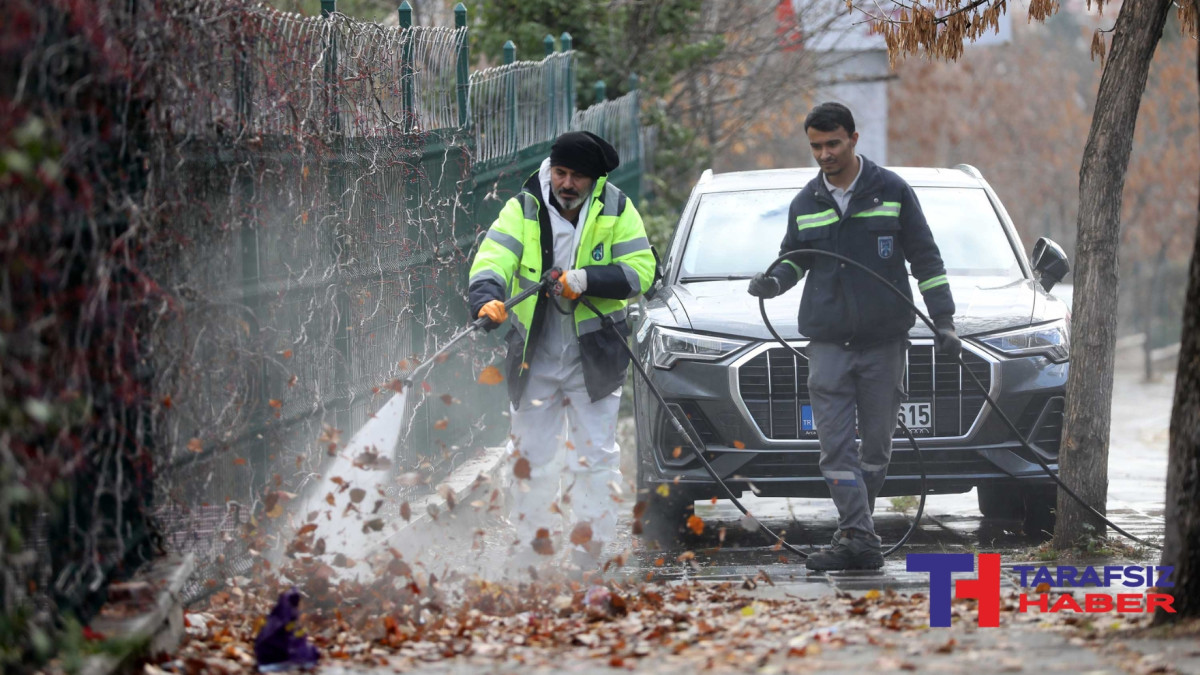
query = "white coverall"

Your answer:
(506, 158), (623, 552)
